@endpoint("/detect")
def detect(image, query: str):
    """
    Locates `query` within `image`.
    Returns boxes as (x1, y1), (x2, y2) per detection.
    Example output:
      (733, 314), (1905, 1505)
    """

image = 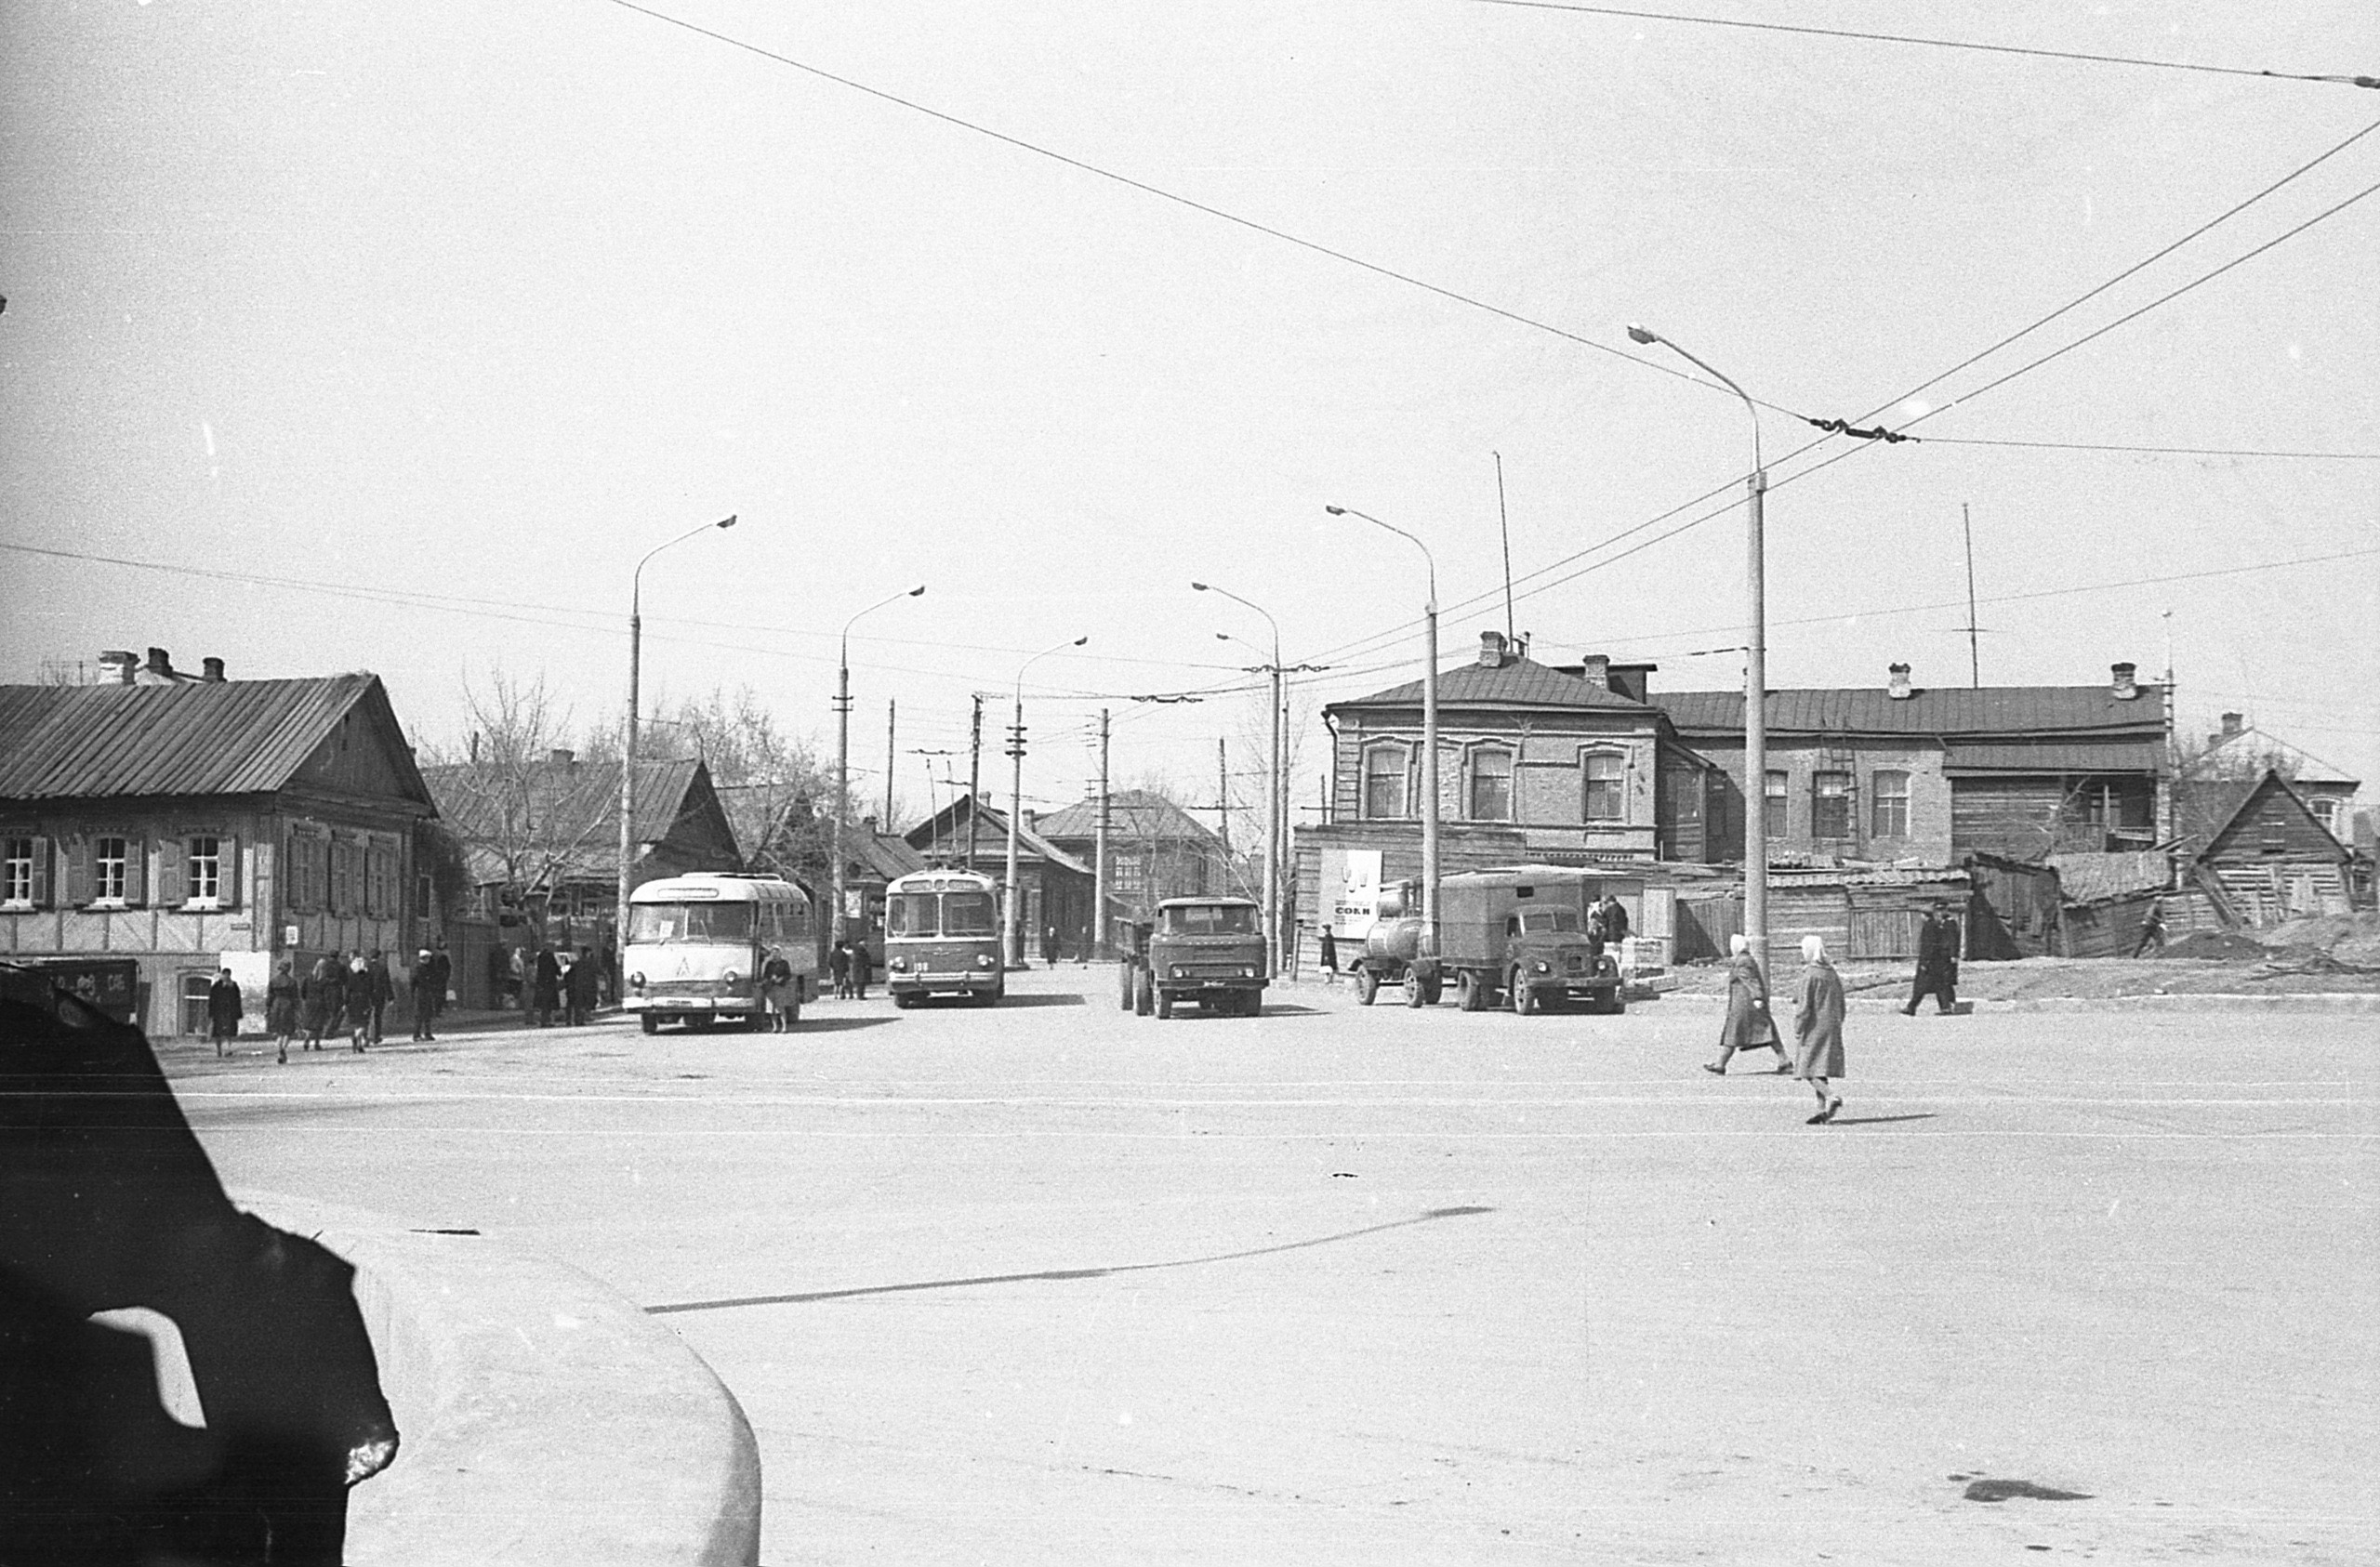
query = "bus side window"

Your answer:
(791, 900), (810, 940)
